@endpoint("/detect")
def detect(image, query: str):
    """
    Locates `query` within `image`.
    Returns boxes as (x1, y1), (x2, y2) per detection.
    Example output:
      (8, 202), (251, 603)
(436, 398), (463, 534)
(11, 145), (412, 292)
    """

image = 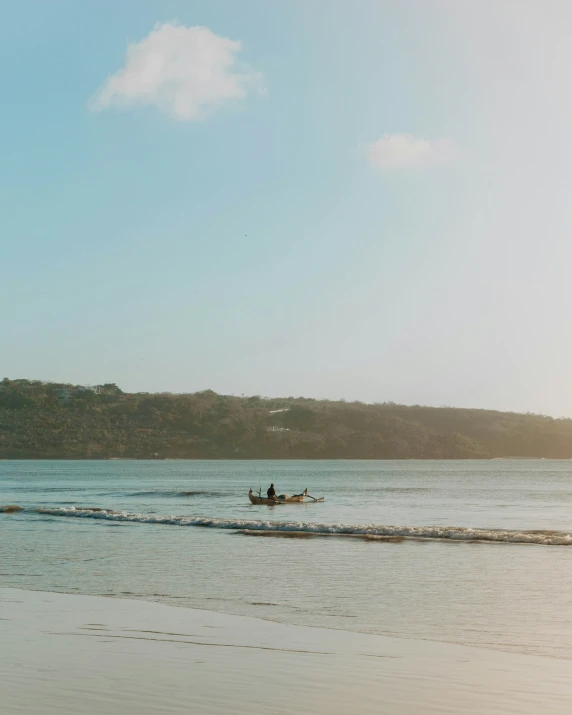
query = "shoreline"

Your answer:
(1, 456), (566, 461)
(1, 456), (494, 460)
(2, 586), (571, 714)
